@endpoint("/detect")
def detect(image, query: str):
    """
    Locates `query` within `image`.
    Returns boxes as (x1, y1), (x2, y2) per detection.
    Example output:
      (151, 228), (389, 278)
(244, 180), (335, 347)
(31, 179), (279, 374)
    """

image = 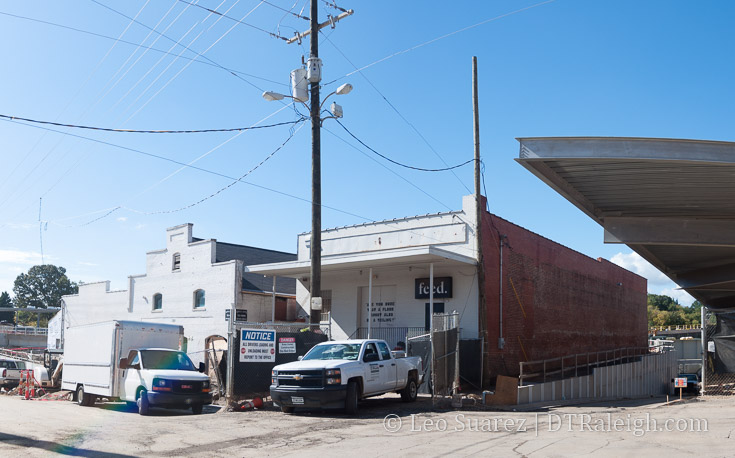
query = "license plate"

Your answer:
(291, 396), (304, 405)
(181, 384), (193, 389)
